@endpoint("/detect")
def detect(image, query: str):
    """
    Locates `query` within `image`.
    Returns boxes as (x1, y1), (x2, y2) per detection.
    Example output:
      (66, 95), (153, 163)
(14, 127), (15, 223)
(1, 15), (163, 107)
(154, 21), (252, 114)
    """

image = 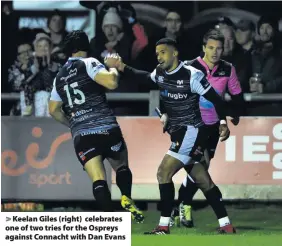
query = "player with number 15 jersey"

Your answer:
(53, 52), (118, 137)
(48, 30), (144, 222)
